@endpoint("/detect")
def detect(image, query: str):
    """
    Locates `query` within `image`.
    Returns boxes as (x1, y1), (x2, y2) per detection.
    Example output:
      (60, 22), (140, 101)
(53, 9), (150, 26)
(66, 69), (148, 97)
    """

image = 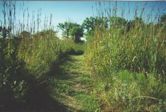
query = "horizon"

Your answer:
(0, 1), (166, 37)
